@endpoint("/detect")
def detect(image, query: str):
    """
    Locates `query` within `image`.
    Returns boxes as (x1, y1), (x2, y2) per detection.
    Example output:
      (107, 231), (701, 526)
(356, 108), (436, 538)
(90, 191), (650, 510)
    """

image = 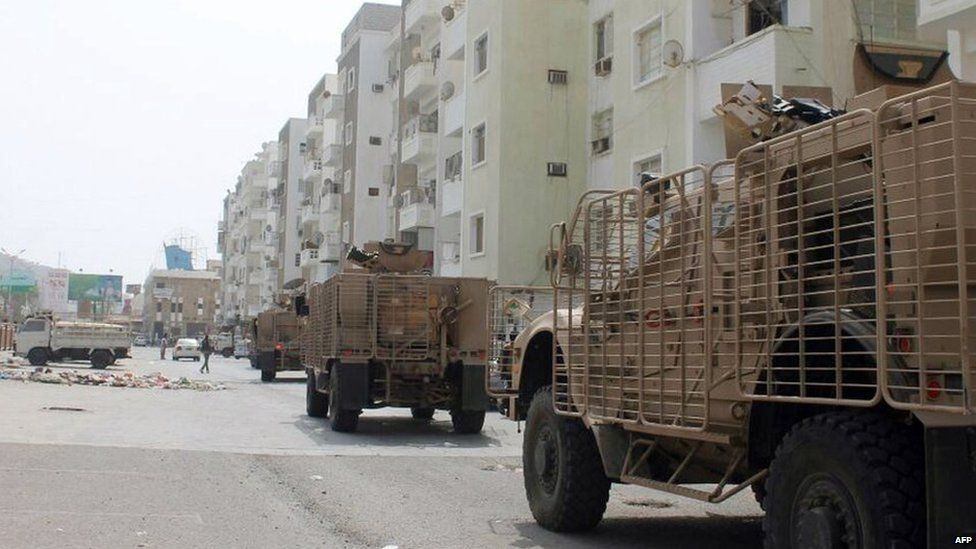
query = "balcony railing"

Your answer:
(323, 93), (344, 119)
(404, 61), (436, 100)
